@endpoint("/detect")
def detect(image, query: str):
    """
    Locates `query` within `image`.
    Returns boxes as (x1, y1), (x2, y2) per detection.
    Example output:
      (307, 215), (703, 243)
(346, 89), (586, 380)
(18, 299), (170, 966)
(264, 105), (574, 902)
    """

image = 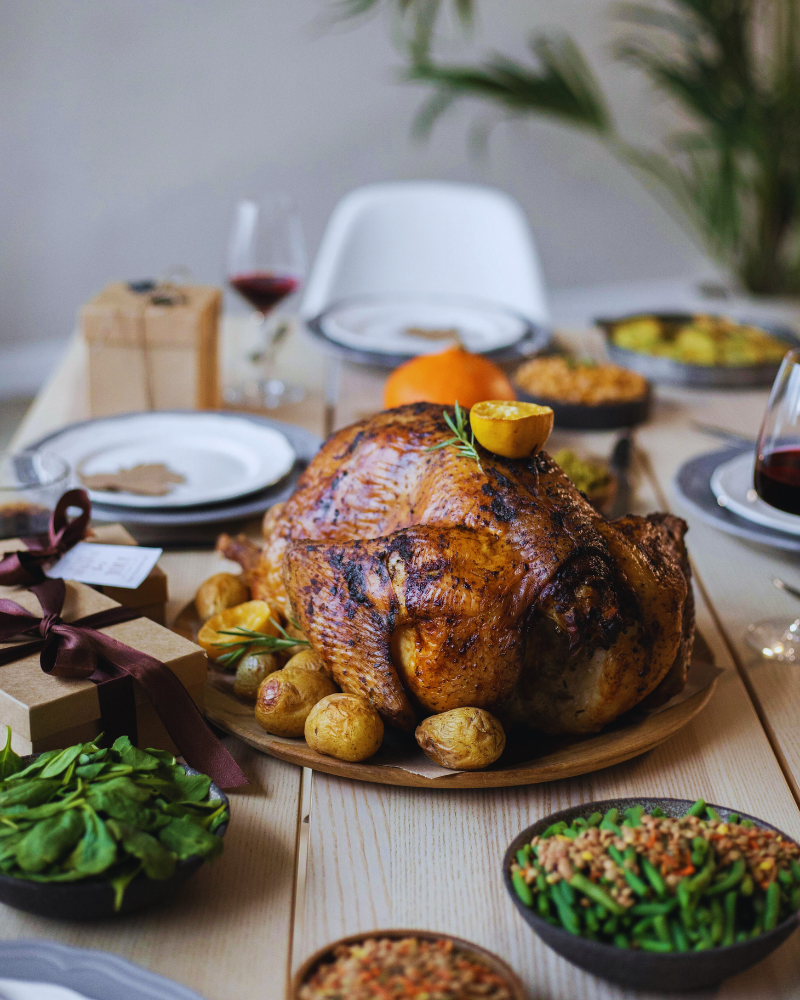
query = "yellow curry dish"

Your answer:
(607, 314), (789, 367)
